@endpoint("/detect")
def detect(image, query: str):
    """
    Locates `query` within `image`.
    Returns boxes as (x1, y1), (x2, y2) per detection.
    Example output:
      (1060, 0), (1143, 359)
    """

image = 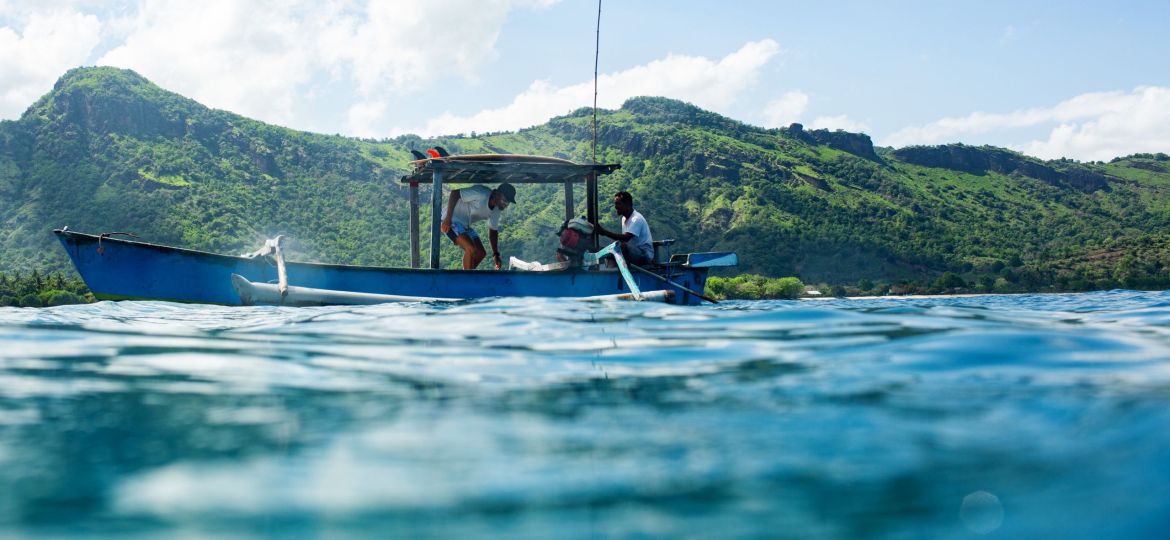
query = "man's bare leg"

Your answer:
(470, 237), (487, 268)
(452, 234), (480, 269)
